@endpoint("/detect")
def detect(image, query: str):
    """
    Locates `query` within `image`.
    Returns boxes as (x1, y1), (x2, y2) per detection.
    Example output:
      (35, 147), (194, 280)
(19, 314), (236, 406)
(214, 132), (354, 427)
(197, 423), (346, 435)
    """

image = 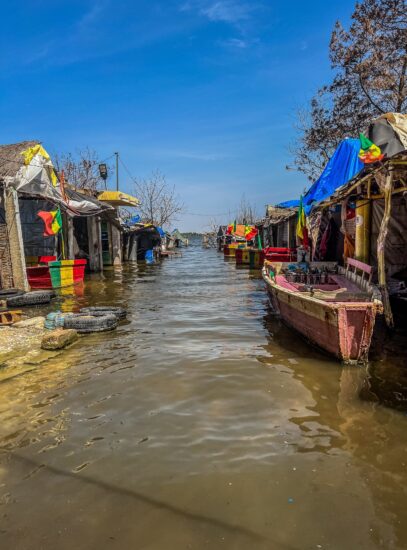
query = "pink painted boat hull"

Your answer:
(263, 269), (379, 362)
